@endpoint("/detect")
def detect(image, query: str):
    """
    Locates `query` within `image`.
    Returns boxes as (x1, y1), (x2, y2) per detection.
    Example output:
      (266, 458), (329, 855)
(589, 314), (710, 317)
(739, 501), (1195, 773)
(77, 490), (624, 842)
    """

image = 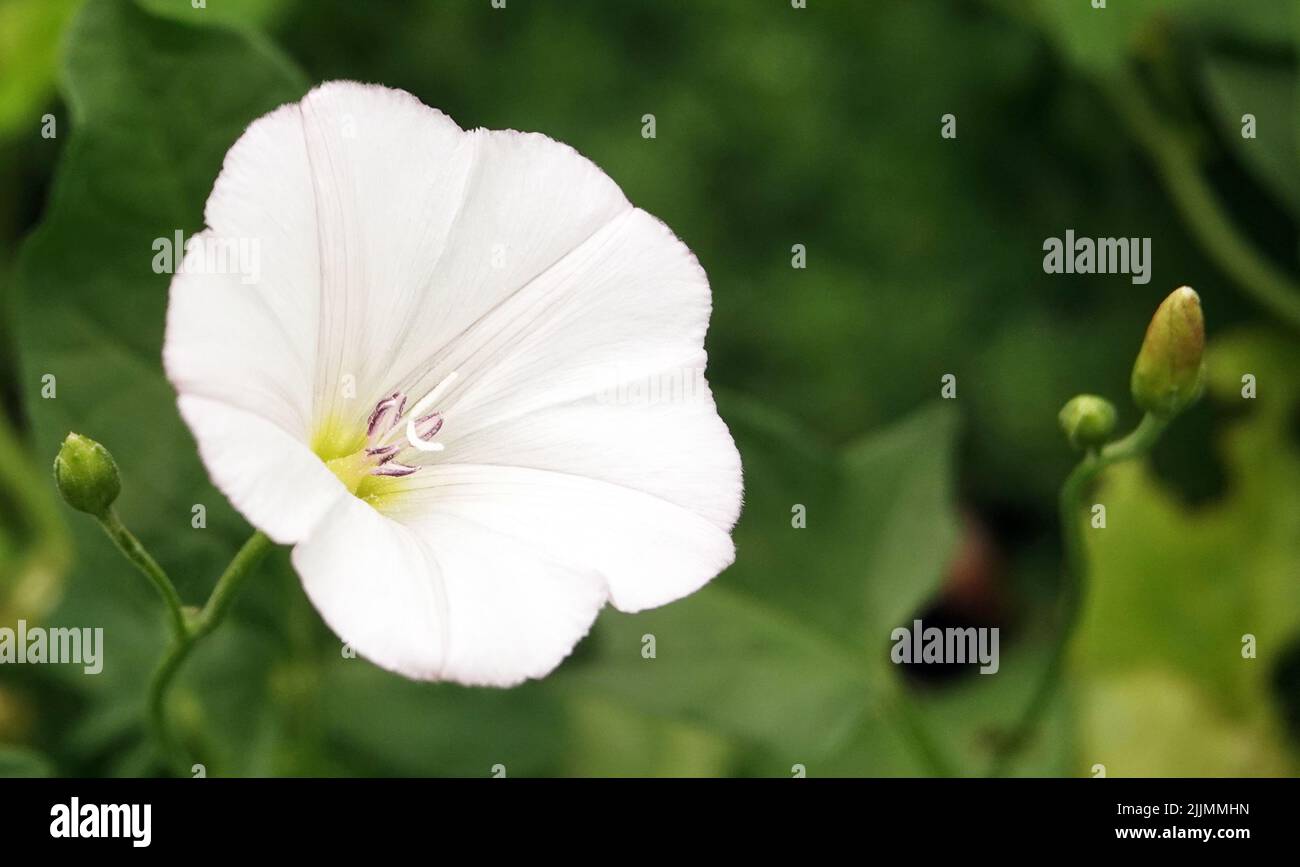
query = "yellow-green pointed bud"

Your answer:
(1058, 394), (1117, 450)
(53, 433), (121, 518)
(1130, 286), (1206, 417)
